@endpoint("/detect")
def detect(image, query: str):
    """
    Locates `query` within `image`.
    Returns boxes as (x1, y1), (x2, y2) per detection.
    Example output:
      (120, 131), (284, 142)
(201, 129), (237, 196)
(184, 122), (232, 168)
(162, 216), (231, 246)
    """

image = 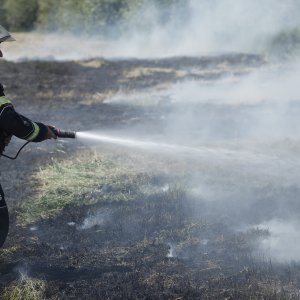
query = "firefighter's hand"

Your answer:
(4, 134), (11, 146)
(46, 126), (57, 139)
